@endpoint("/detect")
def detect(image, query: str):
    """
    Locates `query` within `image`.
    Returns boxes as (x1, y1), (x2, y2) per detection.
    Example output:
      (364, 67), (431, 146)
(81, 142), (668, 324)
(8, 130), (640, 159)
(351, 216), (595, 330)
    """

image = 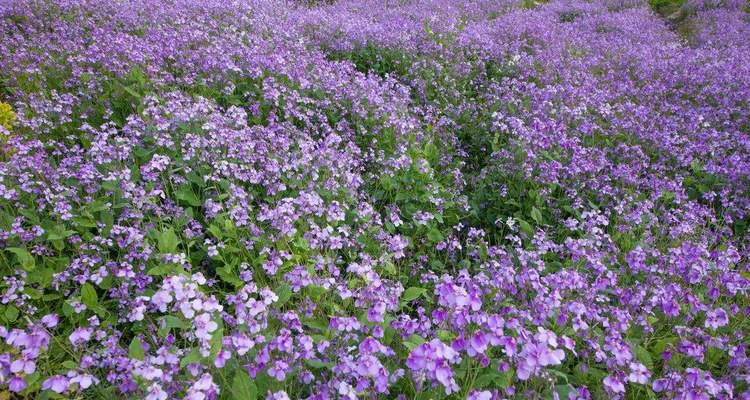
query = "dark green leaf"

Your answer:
(6, 247), (35, 270)
(426, 228), (443, 243)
